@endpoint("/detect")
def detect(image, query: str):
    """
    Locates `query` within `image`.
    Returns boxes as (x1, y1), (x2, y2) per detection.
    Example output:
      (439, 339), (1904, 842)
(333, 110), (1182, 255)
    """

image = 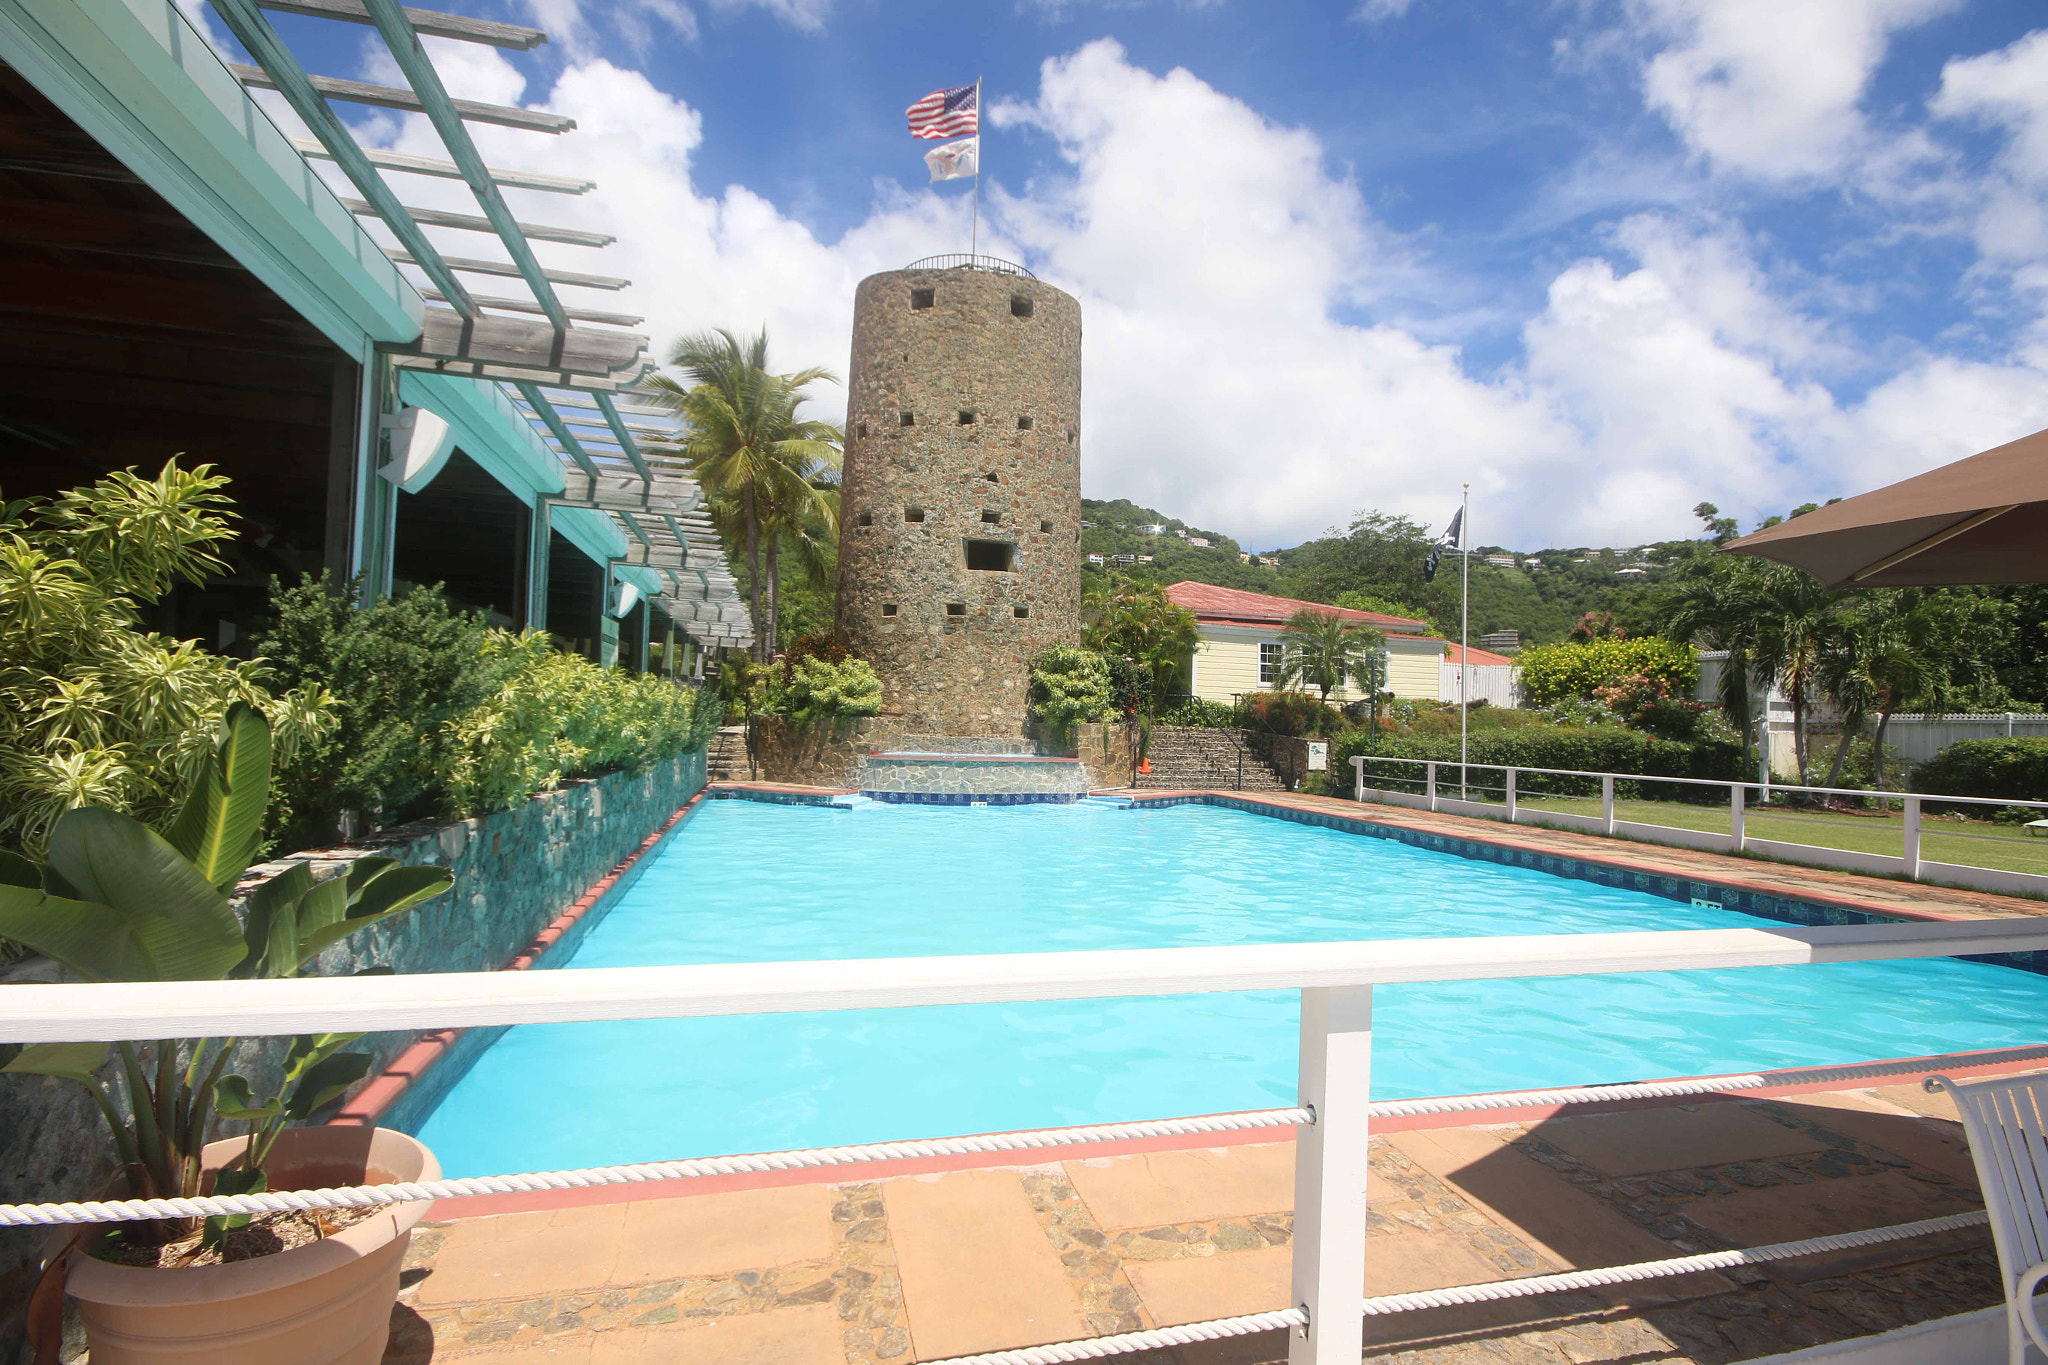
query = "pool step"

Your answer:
(1079, 794), (1135, 809)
